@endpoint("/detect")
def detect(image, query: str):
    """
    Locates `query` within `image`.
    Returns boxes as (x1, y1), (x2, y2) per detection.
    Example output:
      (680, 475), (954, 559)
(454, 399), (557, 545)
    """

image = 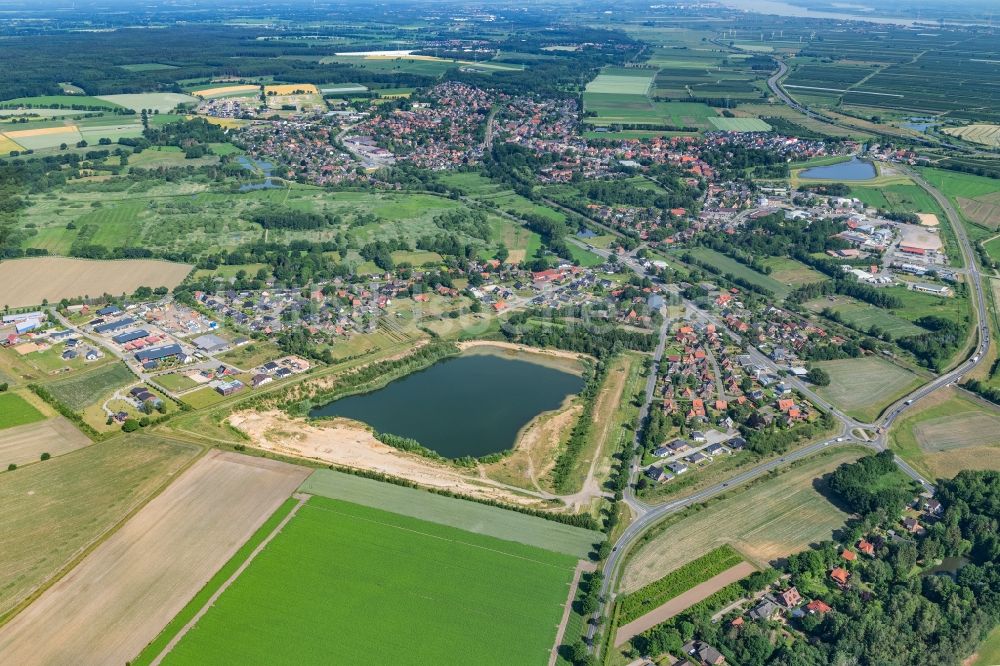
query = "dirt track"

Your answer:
(614, 561), (757, 646)
(0, 450), (308, 665)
